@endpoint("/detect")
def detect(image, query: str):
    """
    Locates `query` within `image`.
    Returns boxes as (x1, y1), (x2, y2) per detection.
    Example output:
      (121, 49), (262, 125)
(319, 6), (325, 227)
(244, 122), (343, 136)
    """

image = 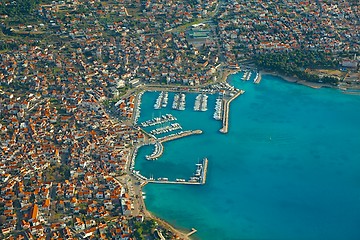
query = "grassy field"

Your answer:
(307, 69), (346, 78)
